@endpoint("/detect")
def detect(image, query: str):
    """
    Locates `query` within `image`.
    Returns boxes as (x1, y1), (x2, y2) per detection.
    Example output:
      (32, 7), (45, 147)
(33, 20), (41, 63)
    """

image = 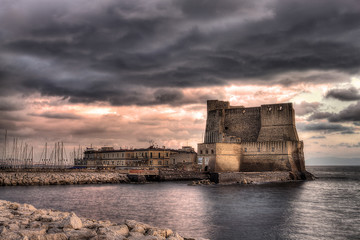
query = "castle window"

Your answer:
(206, 150), (208, 154)
(244, 148), (247, 152)
(272, 147), (275, 152)
(200, 150), (203, 154)
(211, 149), (214, 154)
(158, 153), (161, 158)
(257, 147), (260, 152)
